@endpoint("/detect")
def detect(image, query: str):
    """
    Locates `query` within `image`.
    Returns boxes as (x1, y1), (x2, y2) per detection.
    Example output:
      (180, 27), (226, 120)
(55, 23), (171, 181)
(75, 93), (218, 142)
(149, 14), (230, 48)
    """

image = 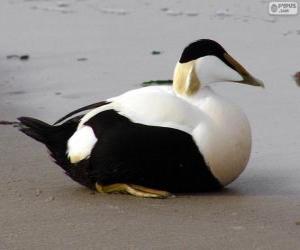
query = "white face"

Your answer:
(194, 55), (243, 85)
